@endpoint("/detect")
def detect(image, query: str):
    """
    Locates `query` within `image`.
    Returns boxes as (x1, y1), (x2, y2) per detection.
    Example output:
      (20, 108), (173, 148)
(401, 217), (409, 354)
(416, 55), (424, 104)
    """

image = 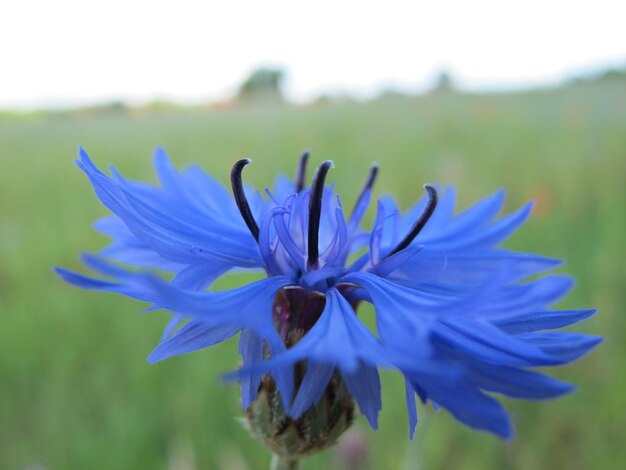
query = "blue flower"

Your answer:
(56, 148), (600, 440)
